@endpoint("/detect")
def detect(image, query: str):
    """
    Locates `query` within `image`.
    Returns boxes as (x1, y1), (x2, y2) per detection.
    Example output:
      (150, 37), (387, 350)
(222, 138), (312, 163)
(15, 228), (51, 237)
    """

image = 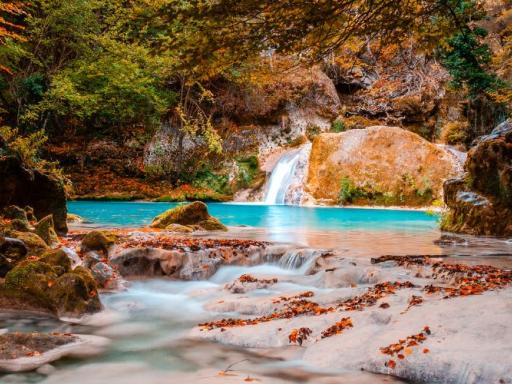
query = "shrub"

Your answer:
(441, 121), (469, 145)
(331, 119), (345, 133)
